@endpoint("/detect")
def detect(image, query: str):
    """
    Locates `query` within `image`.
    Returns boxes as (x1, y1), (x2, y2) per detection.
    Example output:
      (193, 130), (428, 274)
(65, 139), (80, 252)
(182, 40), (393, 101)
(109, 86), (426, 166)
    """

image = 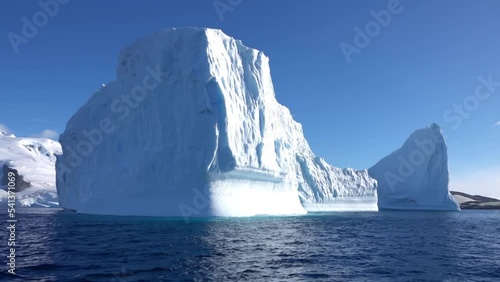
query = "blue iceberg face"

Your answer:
(368, 123), (460, 211)
(56, 28), (378, 217)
